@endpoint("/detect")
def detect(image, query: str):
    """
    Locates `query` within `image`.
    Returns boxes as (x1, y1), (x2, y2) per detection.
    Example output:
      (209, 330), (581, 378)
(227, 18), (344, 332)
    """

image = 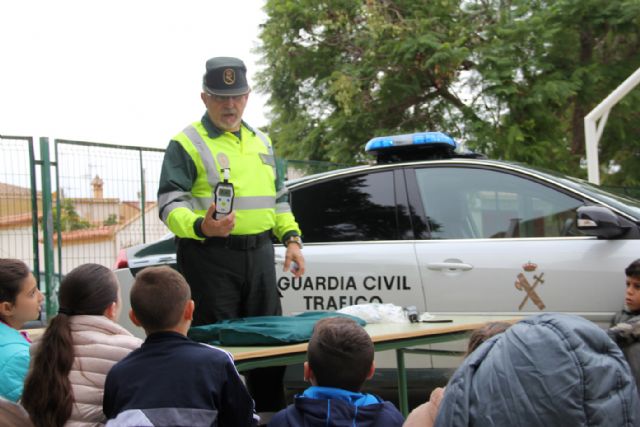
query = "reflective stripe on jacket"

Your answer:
(158, 118), (300, 240)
